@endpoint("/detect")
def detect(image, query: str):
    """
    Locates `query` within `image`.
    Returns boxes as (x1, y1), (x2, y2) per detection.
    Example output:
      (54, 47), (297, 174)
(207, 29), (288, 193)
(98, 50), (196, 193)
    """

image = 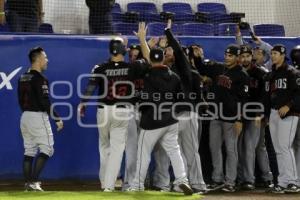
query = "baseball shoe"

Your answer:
(178, 183), (193, 195)
(25, 182), (44, 192)
(263, 180), (274, 189)
(222, 185), (236, 193)
(192, 188), (208, 194)
(103, 188), (113, 192)
(24, 182), (36, 192)
(284, 184), (300, 193)
(207, 182), (224, 191)
(269, 185), (285, 194)
(125, 187), (140, 192)
(241, 182), (255, 190)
